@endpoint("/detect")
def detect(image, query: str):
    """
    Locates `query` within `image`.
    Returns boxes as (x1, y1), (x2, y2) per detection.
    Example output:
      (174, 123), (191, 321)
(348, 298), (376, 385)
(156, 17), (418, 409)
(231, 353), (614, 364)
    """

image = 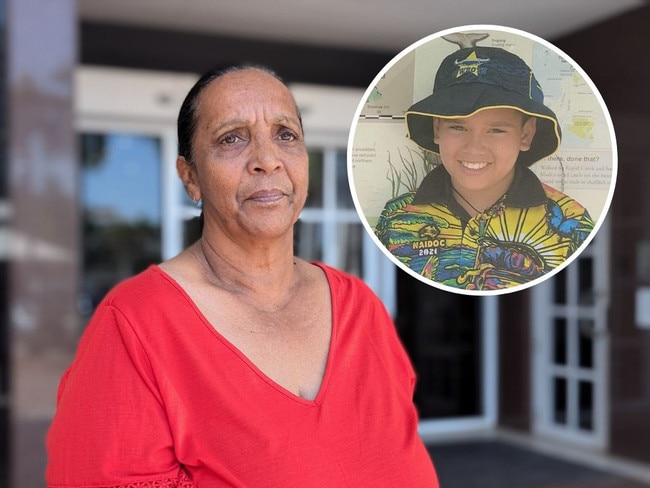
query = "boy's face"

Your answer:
(433, 108), (537, 199)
